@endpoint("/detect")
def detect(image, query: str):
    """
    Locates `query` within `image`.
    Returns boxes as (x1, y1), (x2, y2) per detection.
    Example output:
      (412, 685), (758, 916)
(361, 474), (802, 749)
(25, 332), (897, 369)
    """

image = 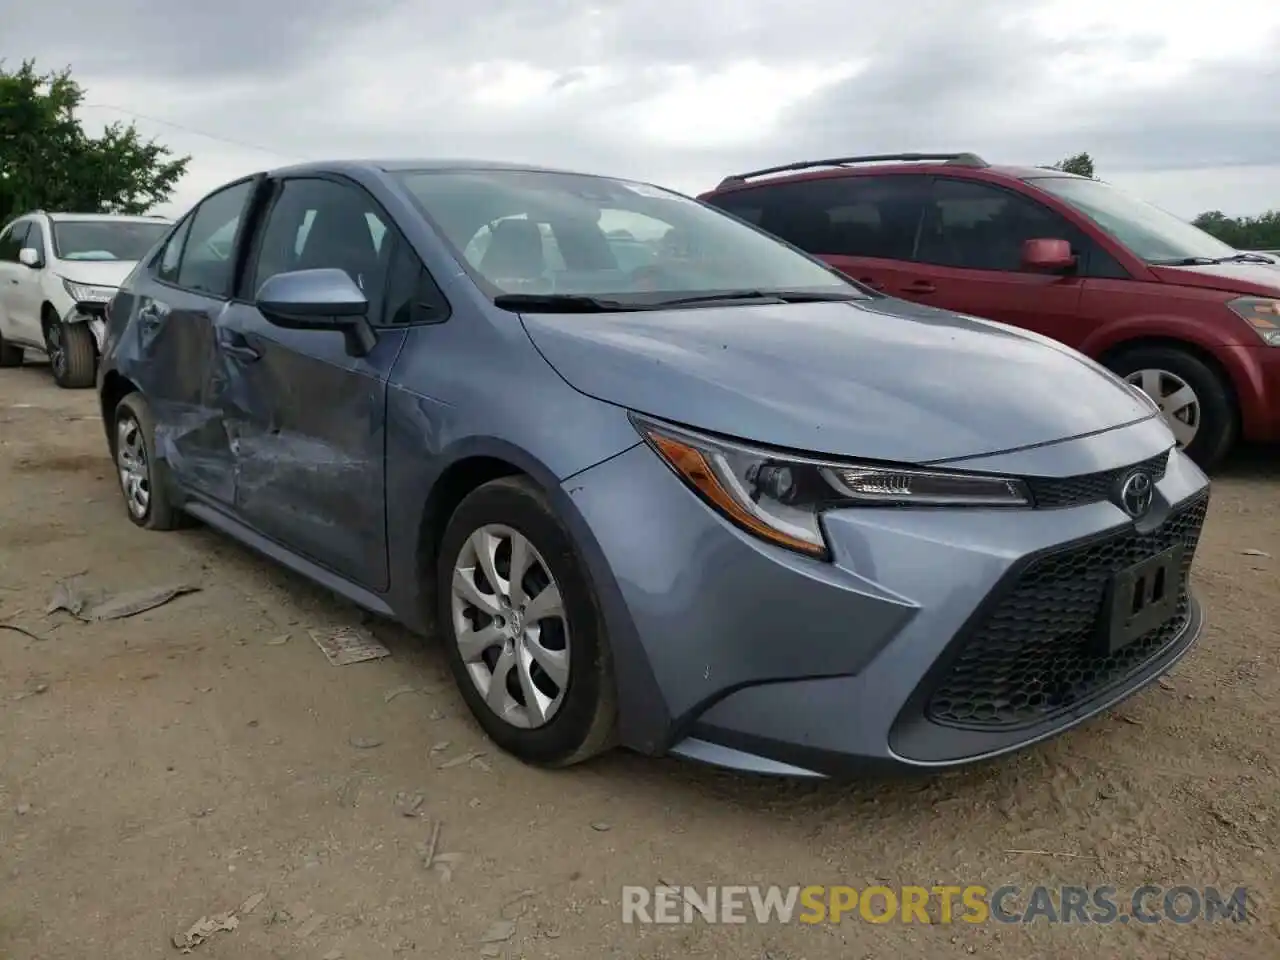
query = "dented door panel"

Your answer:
(212, 302), (405, 592)
(111, 283), (236, 504)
